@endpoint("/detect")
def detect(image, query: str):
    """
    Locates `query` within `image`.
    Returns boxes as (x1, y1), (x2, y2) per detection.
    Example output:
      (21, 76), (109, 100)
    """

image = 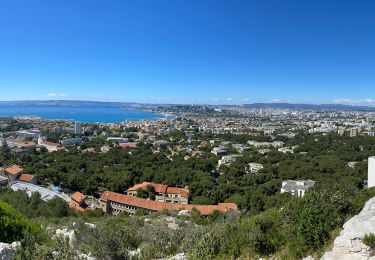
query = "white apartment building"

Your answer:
(368, 156), (375, 188)
(248, 162), (264, 173)
(74, 121), (82, 135)
(281, 180), (316, 197)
